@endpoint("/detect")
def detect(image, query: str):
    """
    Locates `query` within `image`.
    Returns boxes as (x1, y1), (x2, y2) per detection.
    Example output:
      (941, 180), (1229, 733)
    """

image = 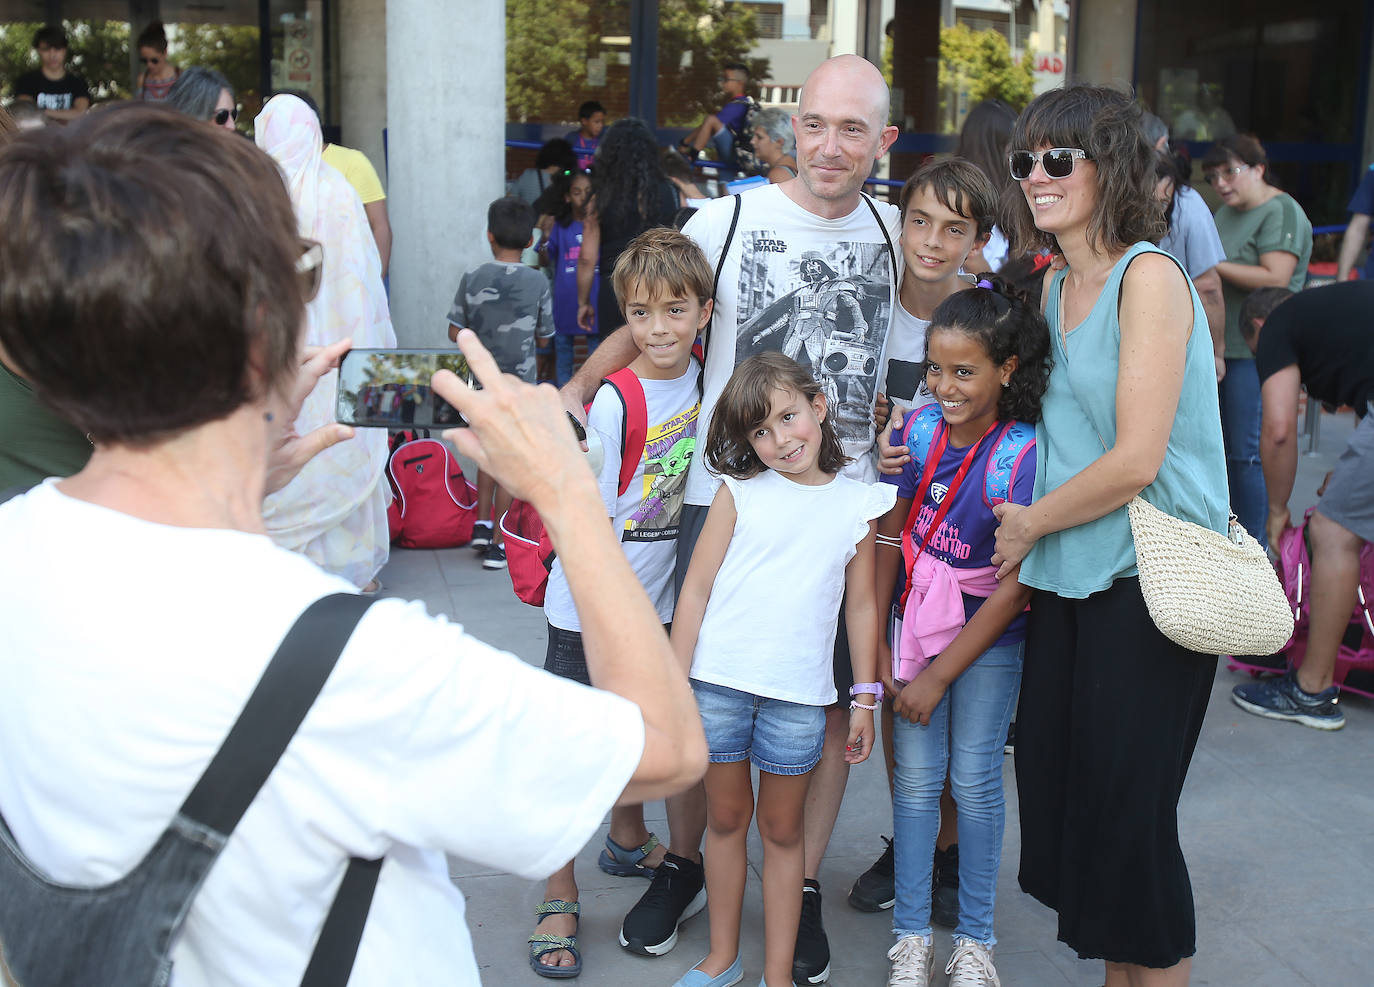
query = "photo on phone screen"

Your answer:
(335, 349), (475, 429)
